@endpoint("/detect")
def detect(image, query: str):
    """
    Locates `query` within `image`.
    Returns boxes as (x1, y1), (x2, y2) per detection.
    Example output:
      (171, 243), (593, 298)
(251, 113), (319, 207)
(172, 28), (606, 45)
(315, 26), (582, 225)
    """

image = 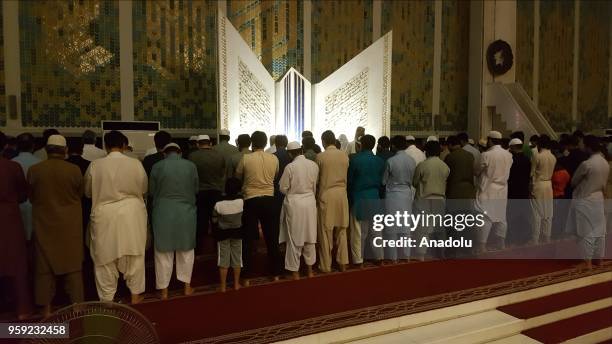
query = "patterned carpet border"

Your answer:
(186, 263), (612, 344)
